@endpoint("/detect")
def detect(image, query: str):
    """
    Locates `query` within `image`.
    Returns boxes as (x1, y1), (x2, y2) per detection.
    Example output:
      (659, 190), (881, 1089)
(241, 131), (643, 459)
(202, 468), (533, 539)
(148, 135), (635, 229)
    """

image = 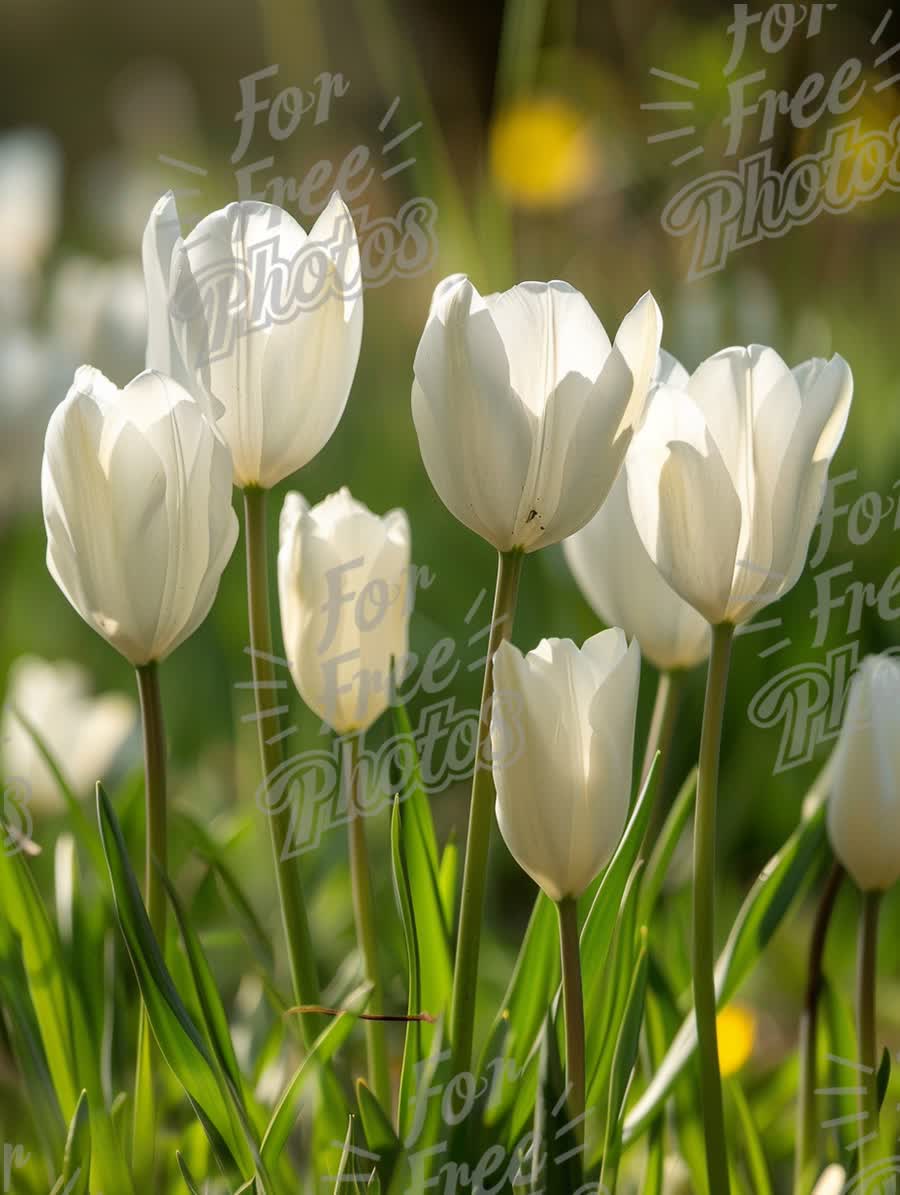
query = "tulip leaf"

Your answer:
(638, 767), (698, 923)
(96, 782), (254, 1180)
(530, 1013), (582, 1195)
(176, 1152), (204, 1195)
(599, 930), (649, 1191)
(391, 697), (453, 1032)
(49, 1089), (90, 1195)
(726, 1078), (774, 1195)
(438, 832), (459, 934)
(623, 804), (829, 1142)
(357, 1079), (402, 1185)
(260, 981), (371, 1171)
(480, 889), (559, 1127)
